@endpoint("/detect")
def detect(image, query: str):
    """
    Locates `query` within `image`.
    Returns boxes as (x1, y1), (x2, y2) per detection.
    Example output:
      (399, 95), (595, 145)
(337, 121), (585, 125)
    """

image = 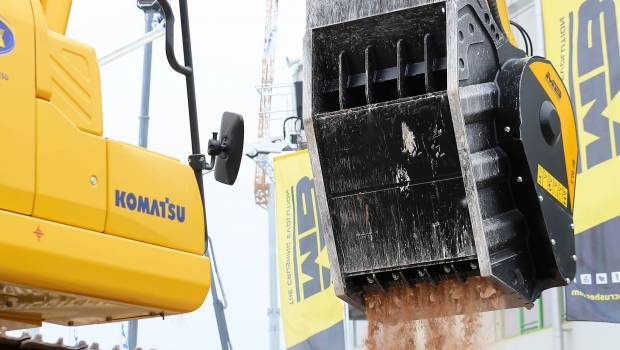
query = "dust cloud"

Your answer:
(364, 277), (503, 350)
